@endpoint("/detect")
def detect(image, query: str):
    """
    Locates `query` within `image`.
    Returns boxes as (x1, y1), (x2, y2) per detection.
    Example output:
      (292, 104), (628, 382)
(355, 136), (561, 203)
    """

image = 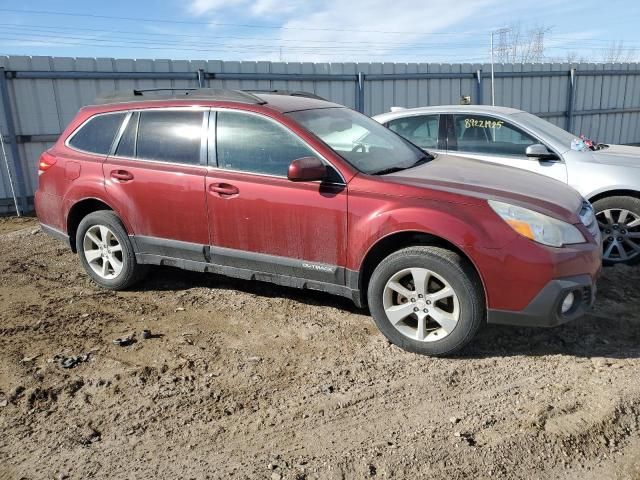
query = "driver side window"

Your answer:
(216, 111), (319, 176)
(451, 114), (538, 156)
